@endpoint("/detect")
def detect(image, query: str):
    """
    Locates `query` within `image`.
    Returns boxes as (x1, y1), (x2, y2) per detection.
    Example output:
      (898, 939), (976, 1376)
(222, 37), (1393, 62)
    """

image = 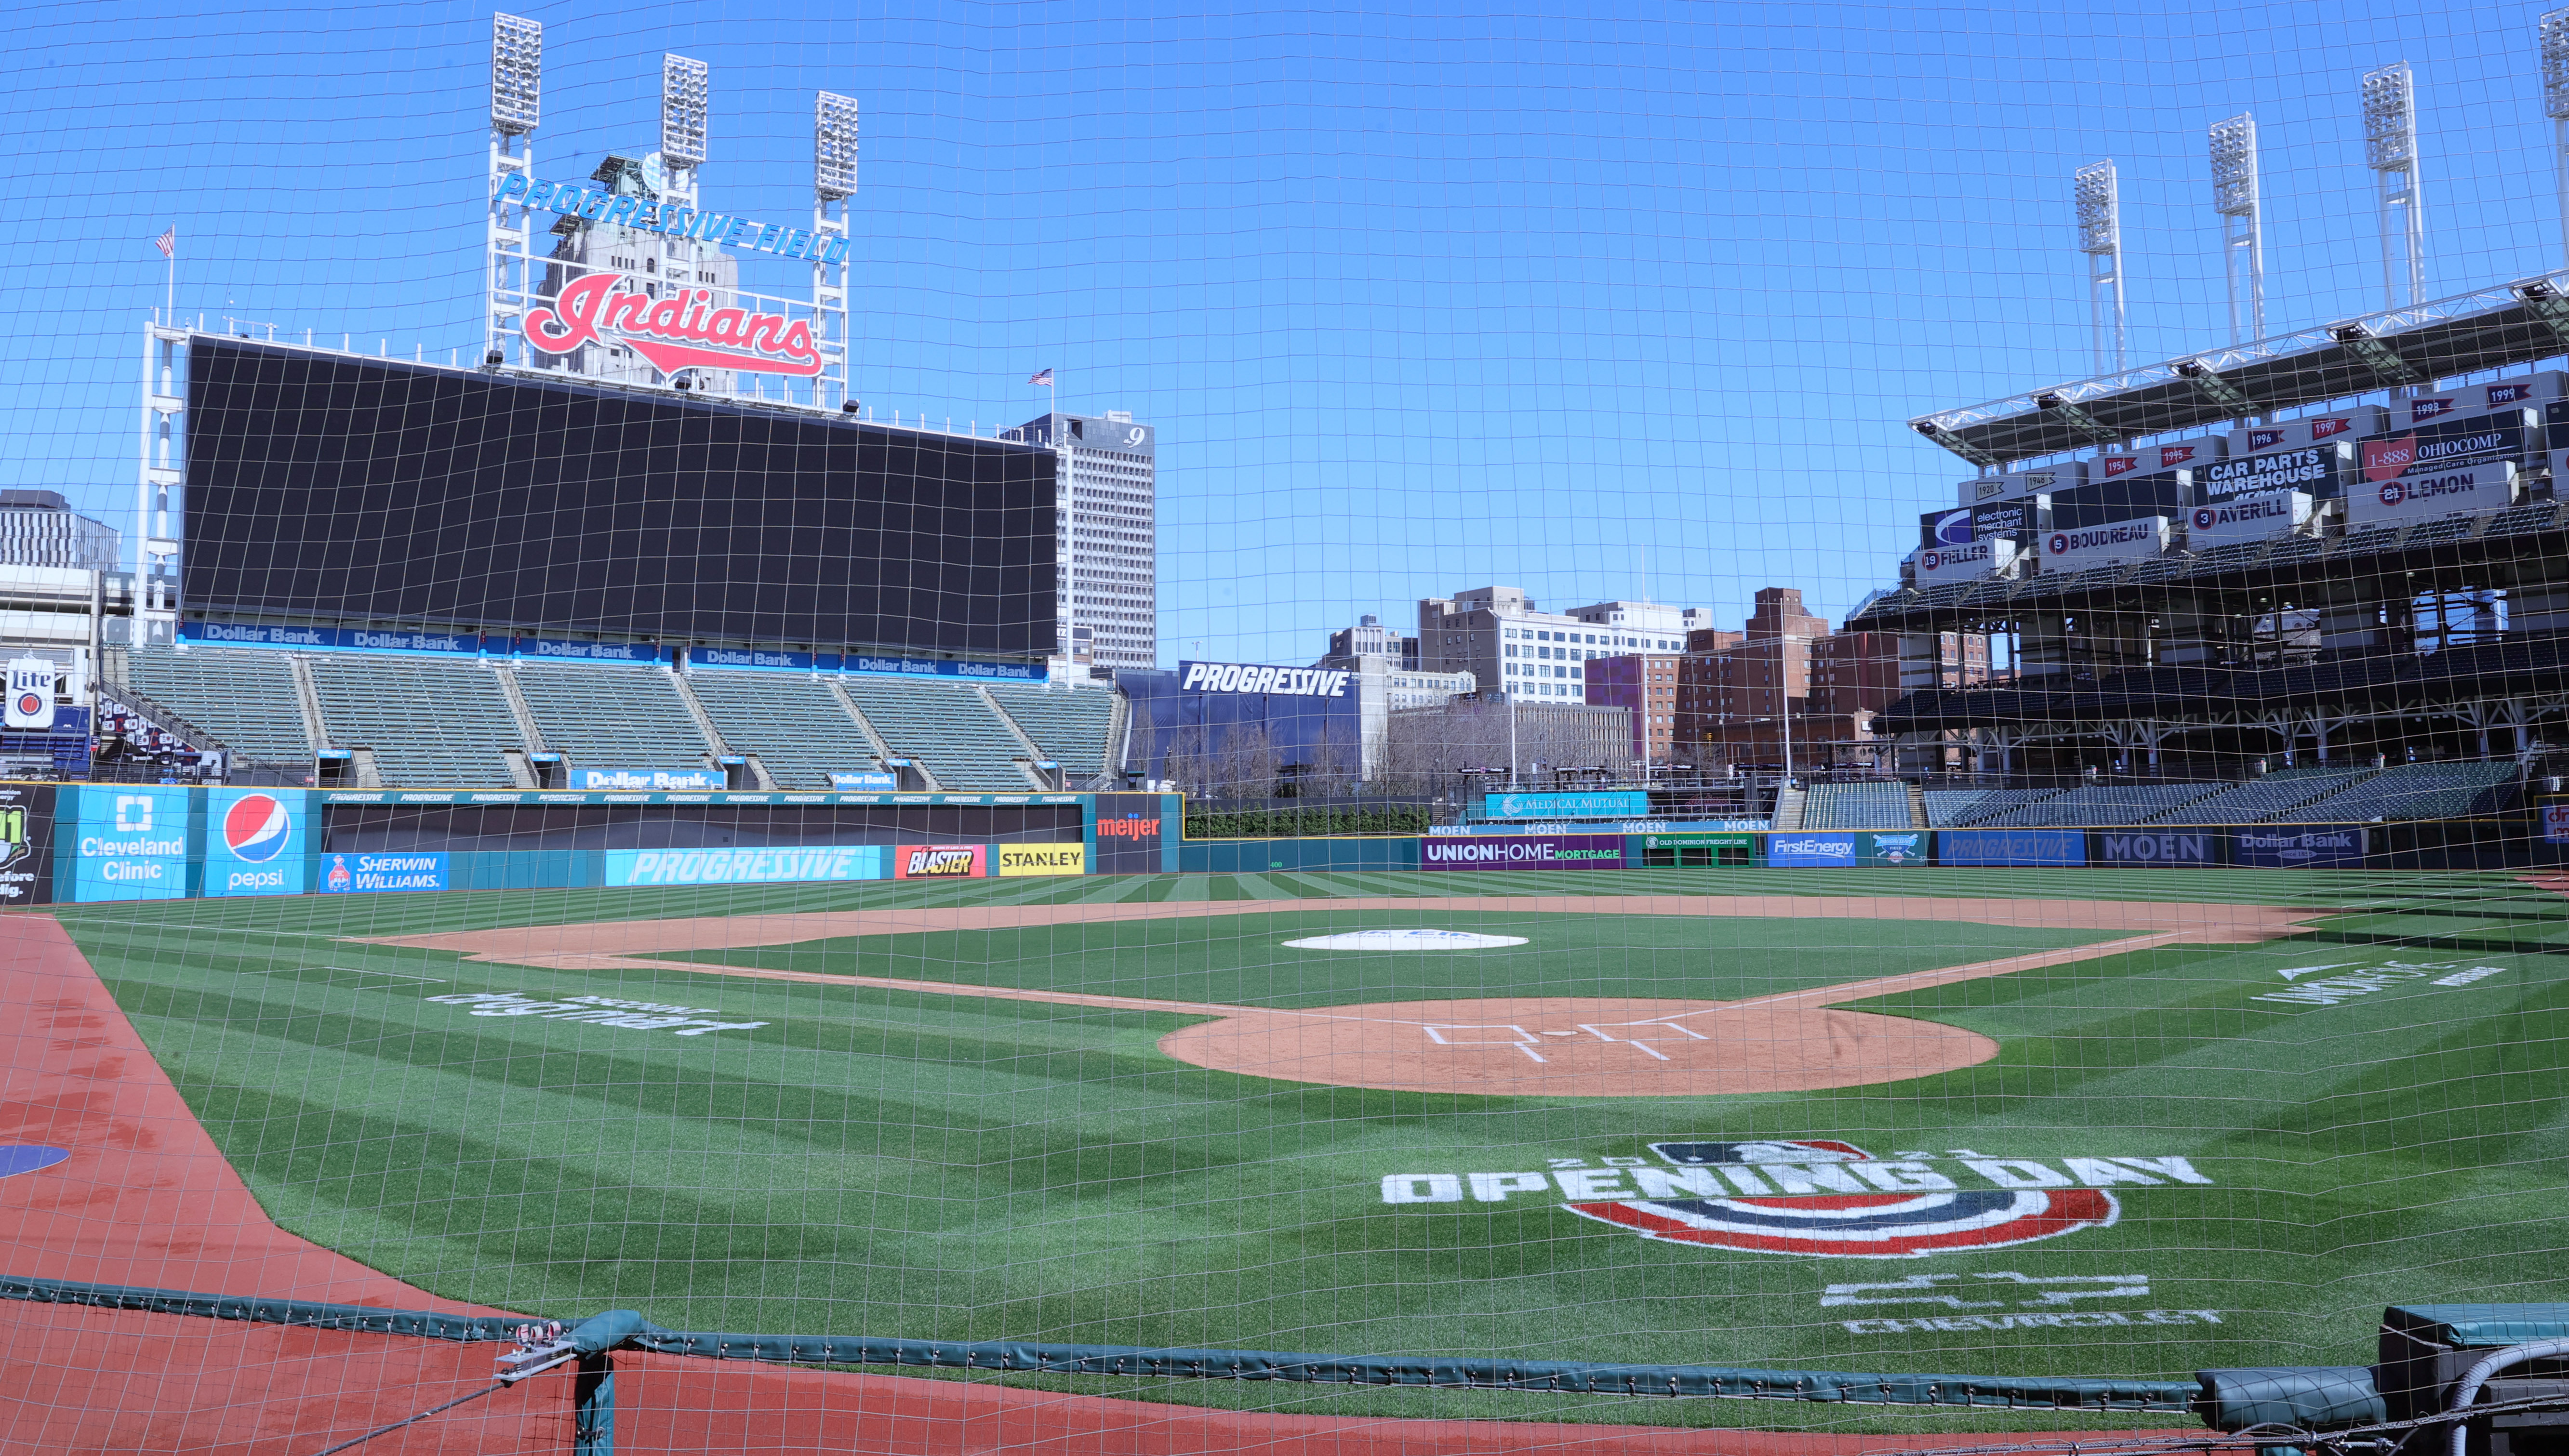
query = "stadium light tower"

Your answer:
(661, 54), (708, 208)
(813, 92), (858, 411)
(486, 13), (541, 368)
(2210, 114), (2264, 344)
(2075, 160), (2126, 376)
(2363, 61), (2425, 312)
(2543, 10), (2569, 266)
